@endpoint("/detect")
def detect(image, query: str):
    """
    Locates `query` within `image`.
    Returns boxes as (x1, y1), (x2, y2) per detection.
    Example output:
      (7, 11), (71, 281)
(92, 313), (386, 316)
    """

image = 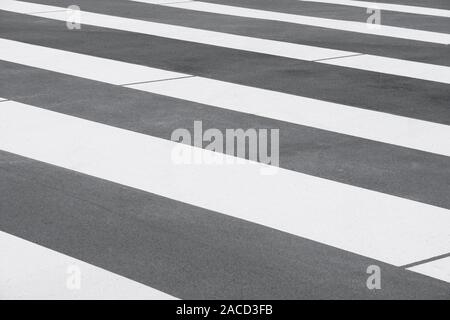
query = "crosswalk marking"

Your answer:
(1, 100), (449, 267)
(2, 39), (449, 157)
(129, 77), (450, 157)
(0, 39), (187, 85)
(130, 0), (450, 44)
(0, 231), (177, 299)
(1, 0), (450, 297)
(2, 1), (450, 85)
(319, 53), (450, 84)
(0, 0), (353, 61)
(301, 0), (450, 18)
(408, 257), (450, 283)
